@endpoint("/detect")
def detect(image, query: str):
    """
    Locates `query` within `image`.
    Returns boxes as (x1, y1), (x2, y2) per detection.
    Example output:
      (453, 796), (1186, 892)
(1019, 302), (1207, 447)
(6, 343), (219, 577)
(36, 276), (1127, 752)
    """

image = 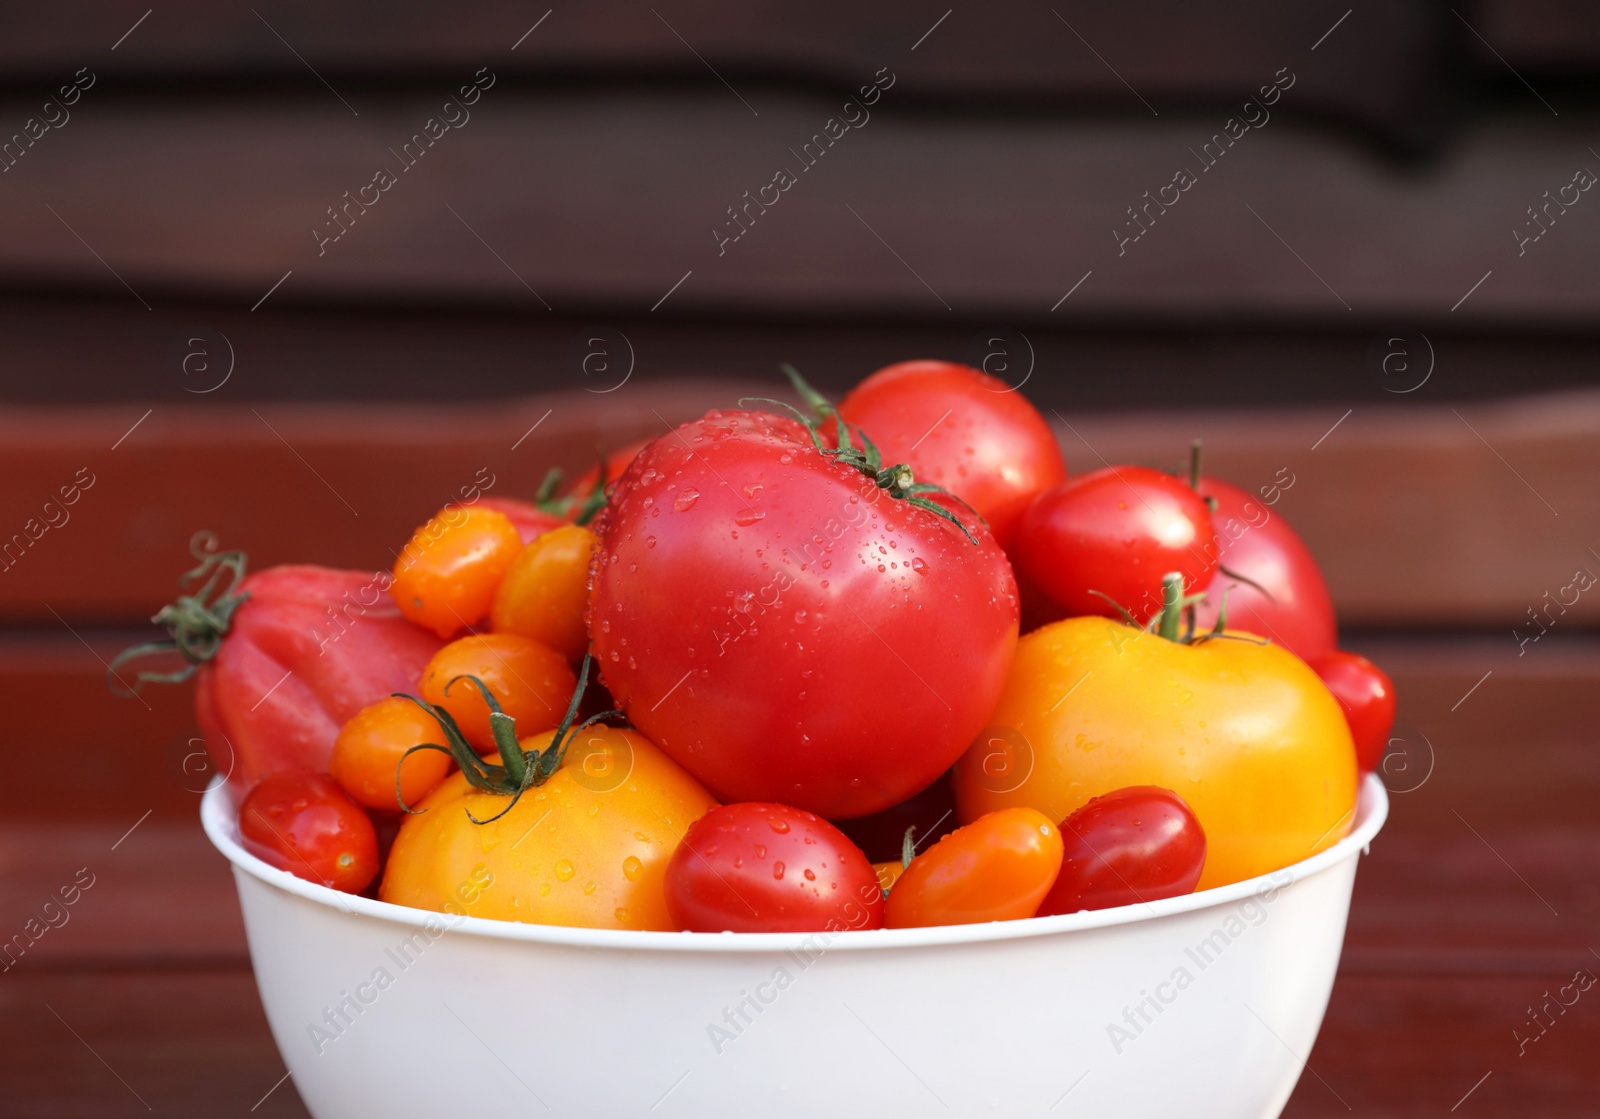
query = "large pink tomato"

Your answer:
(590, 409), (1019, 819)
